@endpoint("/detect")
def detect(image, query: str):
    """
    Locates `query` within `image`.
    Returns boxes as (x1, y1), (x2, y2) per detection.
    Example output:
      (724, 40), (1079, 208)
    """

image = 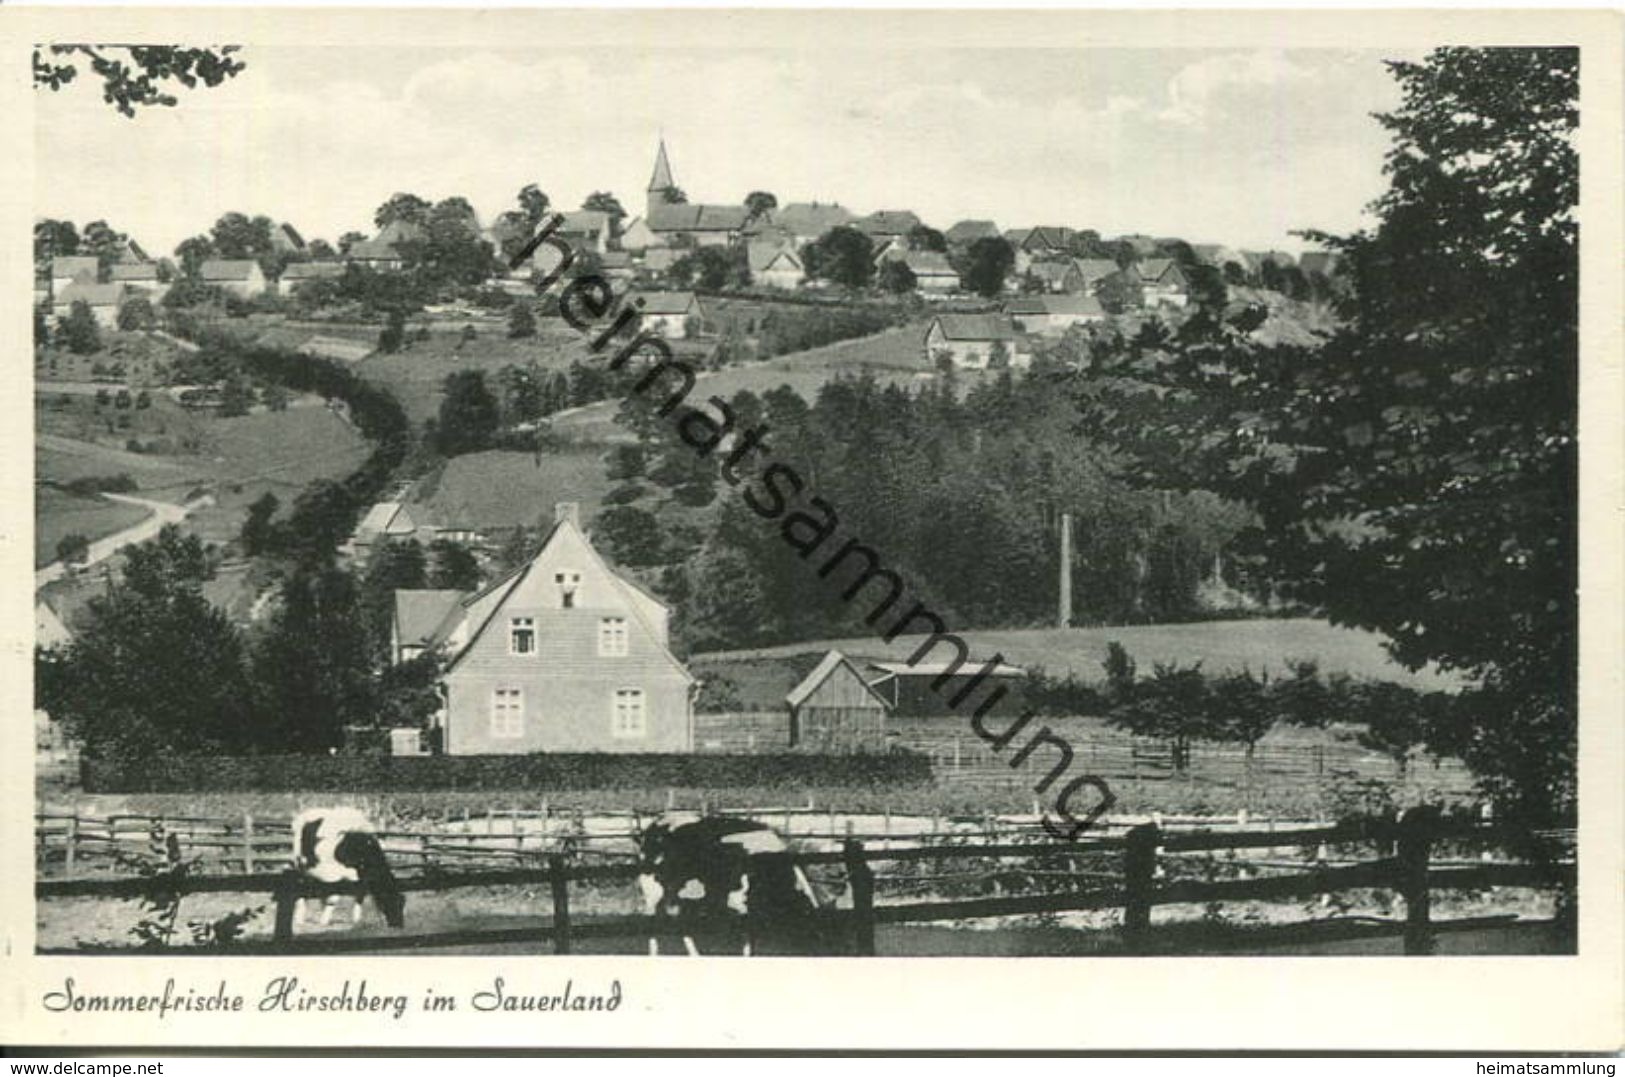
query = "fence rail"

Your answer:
(36, 813), (1573, 956)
